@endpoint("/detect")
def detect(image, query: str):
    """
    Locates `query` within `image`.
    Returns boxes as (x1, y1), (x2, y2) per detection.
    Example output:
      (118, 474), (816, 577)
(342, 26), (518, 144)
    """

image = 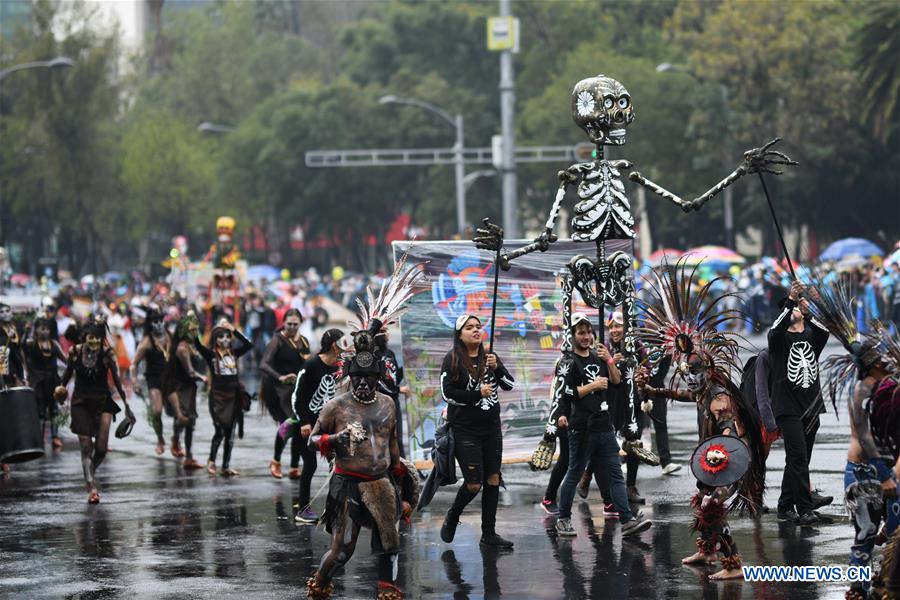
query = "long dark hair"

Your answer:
(449, 316), (486, 382)
(283, 308), (302, 324)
